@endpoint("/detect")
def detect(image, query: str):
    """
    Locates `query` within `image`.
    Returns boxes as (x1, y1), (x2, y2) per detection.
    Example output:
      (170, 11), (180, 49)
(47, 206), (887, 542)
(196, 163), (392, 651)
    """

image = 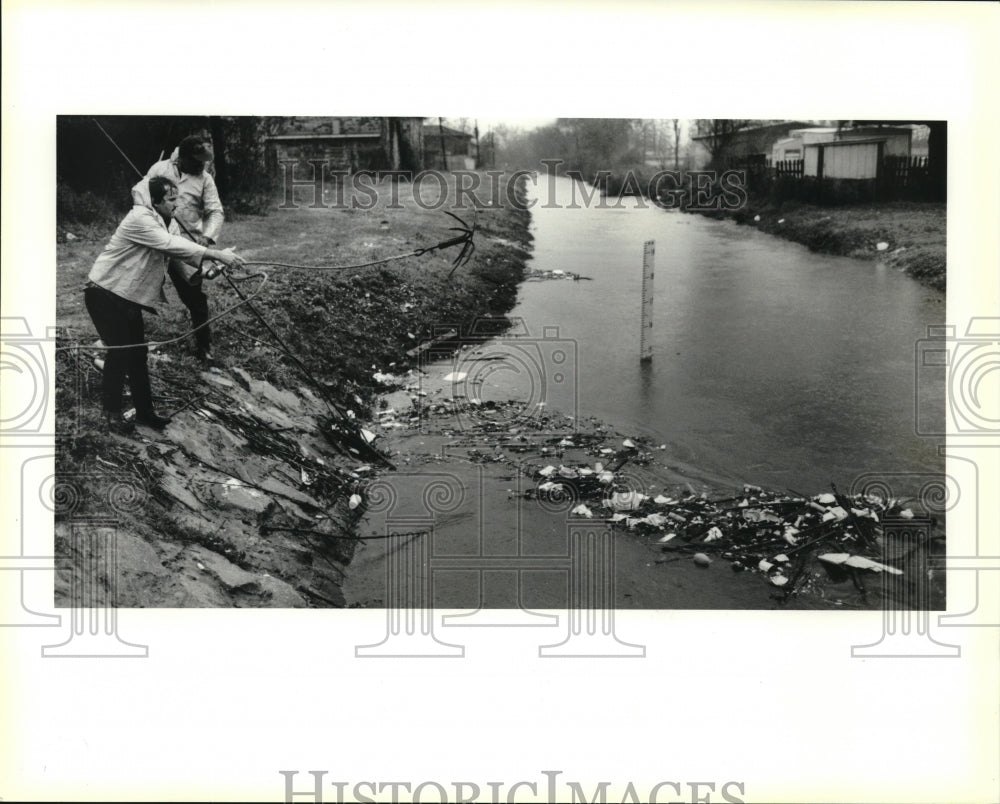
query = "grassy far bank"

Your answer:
(566, 167), (945, 292)
(692, 197), (946, 292)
